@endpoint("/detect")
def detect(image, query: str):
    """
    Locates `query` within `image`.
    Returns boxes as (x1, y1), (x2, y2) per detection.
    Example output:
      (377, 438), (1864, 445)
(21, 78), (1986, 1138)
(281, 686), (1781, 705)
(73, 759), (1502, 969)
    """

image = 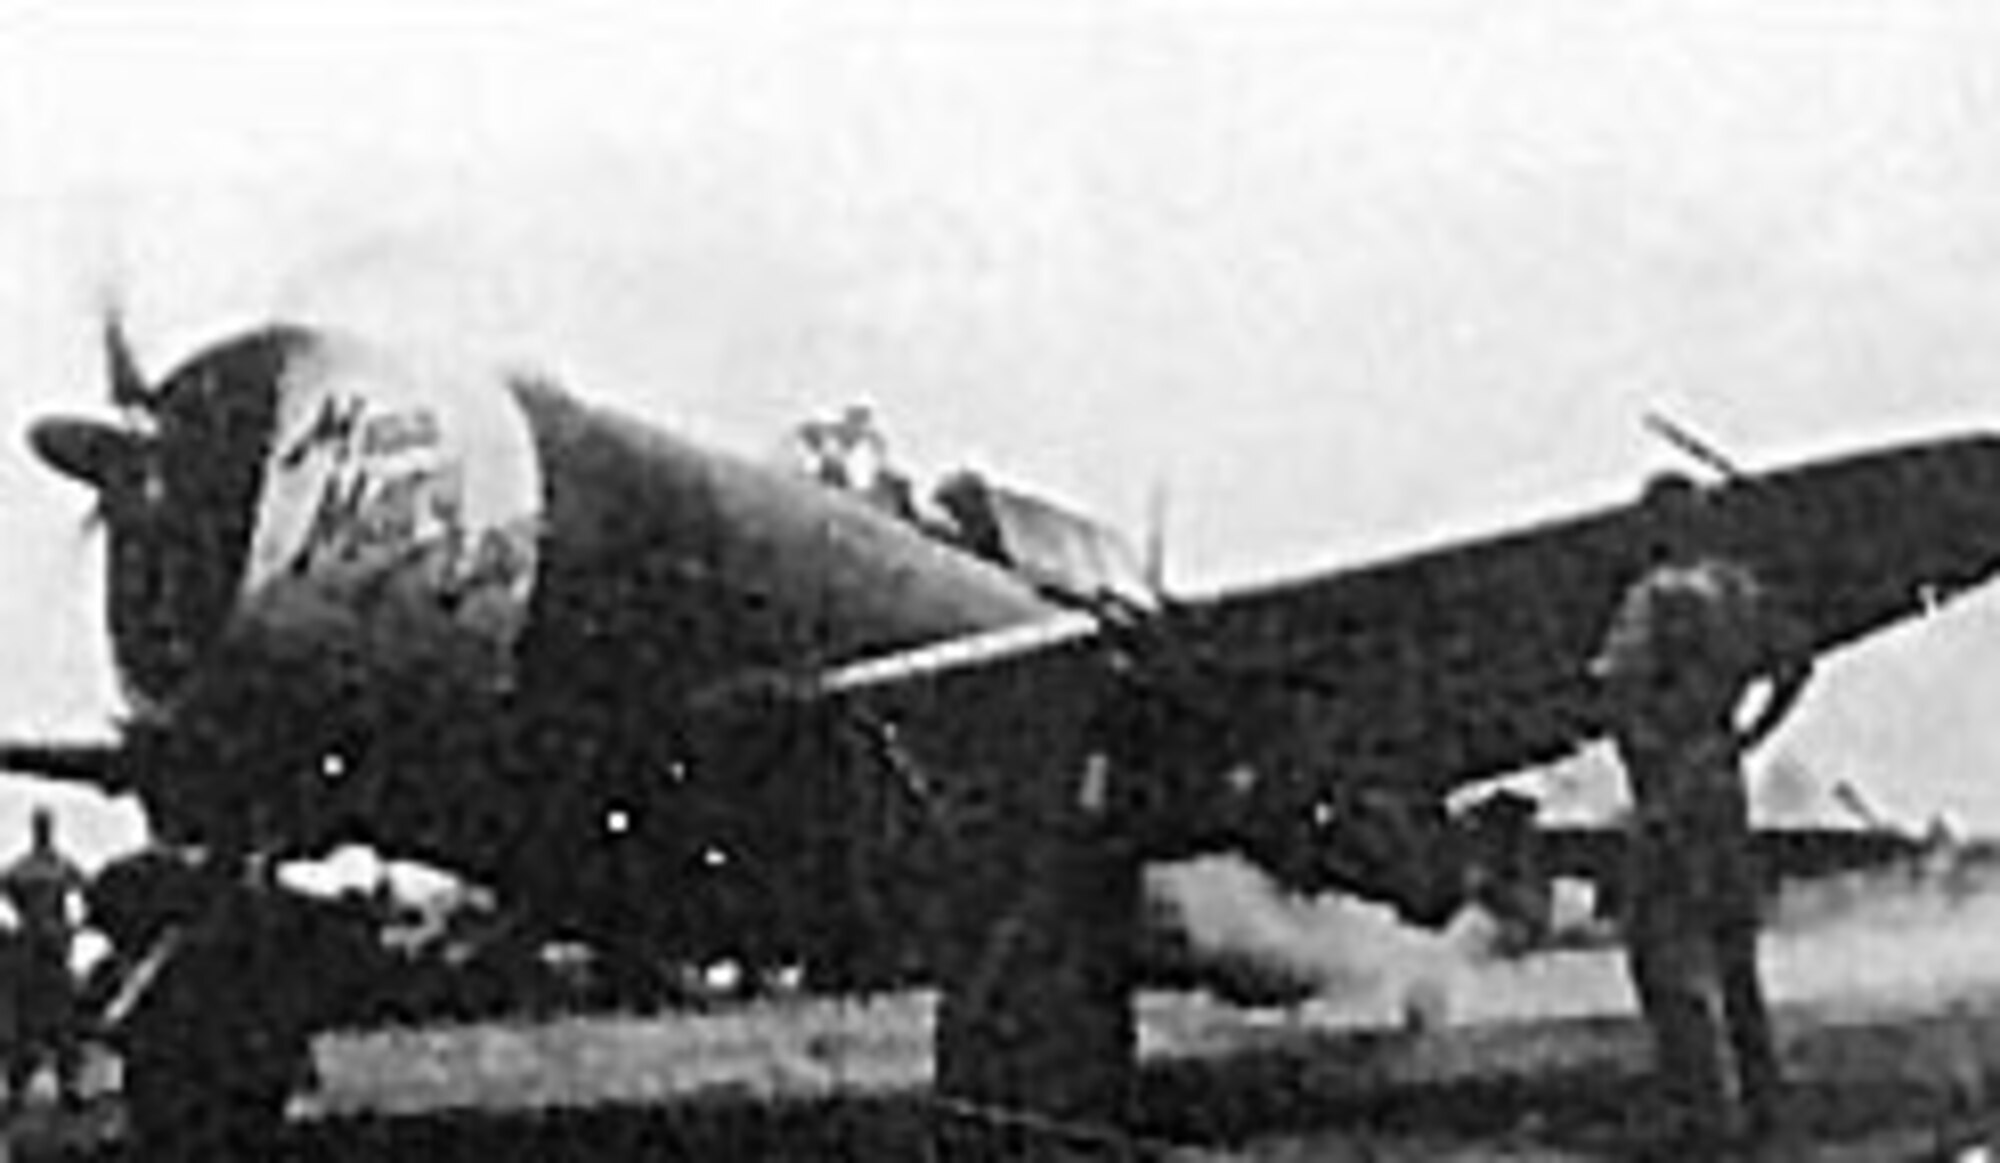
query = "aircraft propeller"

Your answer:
(27, 299), (163, 531)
